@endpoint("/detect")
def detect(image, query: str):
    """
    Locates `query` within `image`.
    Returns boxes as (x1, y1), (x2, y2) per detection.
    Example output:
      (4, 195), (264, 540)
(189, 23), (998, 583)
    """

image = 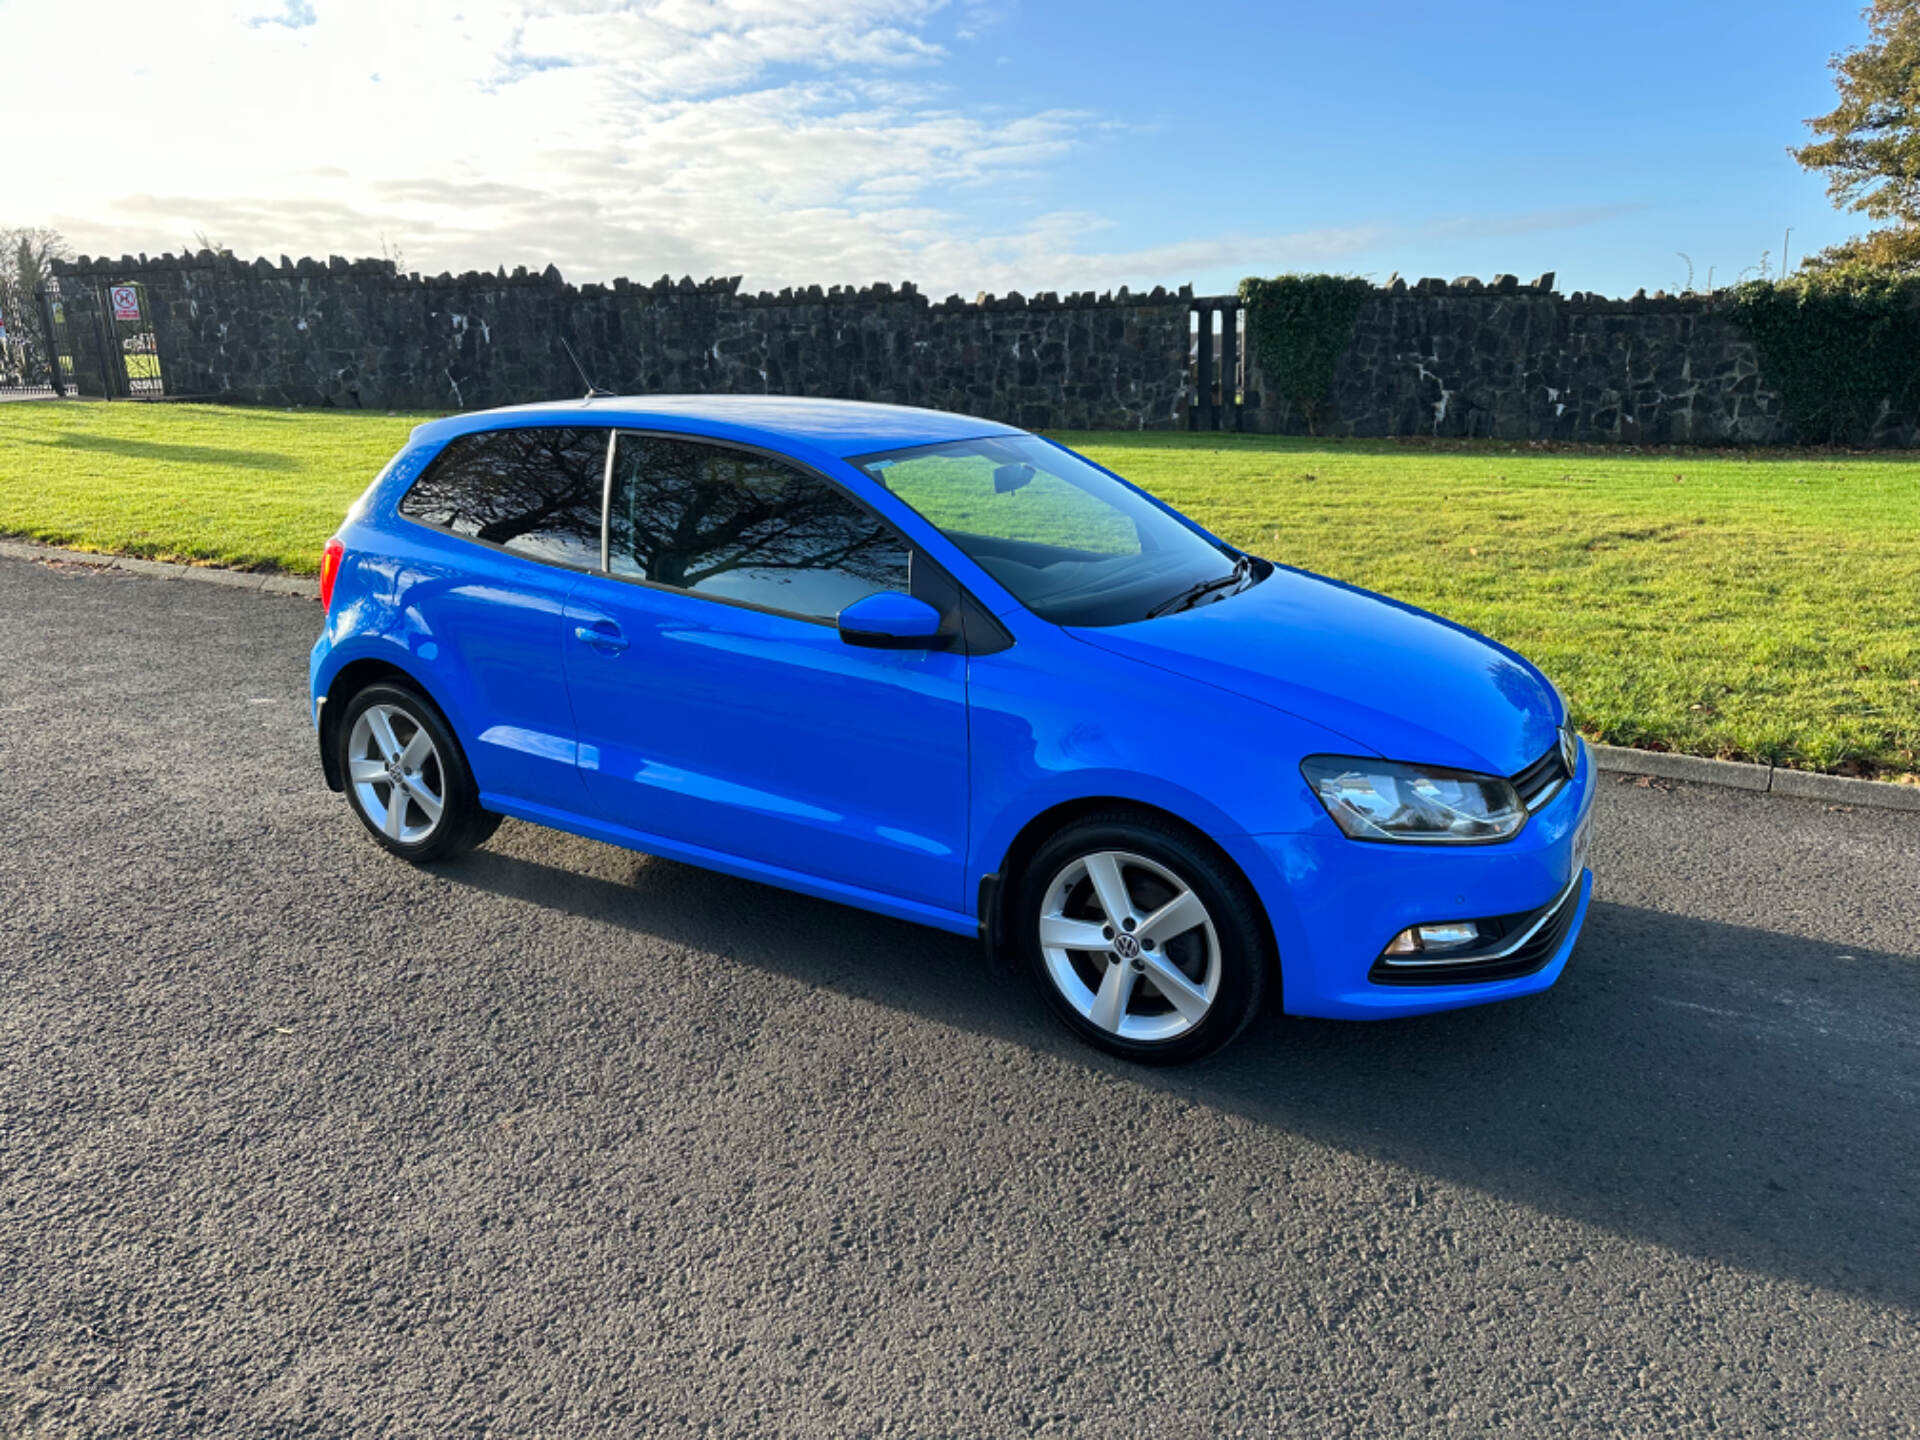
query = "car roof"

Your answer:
(408, 394), (1025, 460)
